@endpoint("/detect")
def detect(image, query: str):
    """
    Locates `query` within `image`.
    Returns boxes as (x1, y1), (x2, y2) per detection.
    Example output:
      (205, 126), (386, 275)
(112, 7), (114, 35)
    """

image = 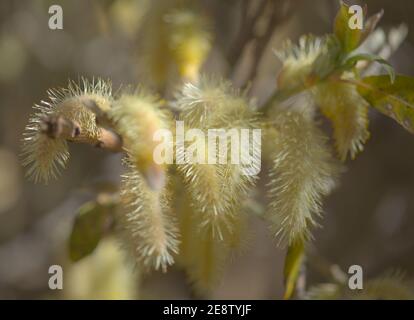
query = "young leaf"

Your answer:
(356, 75), (414, 133)
(334, 1), (364, 53)
(311, 35), (342, 80)
(342, 53), (395, 83)
(334, 2), (384, 54)
(283, 239), (305, 300)
(69, 201), (109, 262)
